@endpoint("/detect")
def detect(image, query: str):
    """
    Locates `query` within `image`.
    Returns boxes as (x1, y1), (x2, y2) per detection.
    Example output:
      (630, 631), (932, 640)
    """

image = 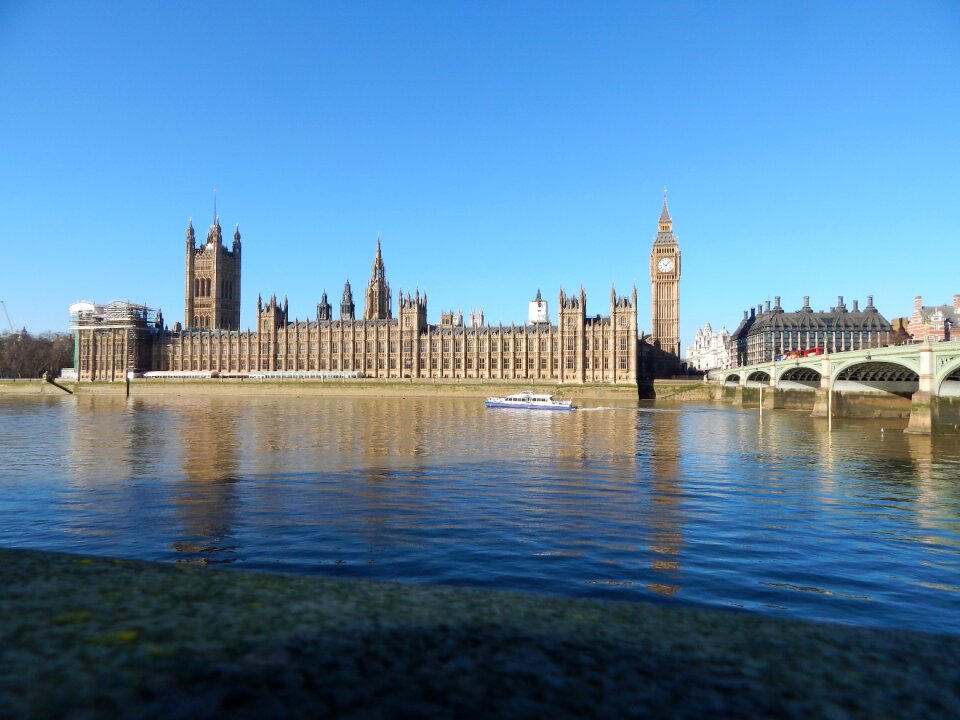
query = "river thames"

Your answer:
(1, 394), (958, 635)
